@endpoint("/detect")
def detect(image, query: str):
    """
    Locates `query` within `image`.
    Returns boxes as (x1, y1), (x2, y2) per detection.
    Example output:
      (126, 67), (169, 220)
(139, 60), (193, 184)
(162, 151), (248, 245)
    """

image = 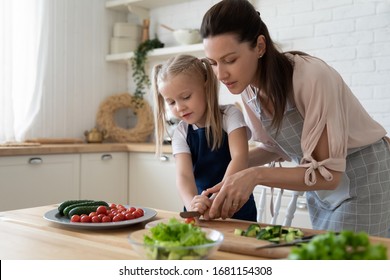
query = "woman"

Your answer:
(200, 0), (390, 237)
(152, 54), (257, 221)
